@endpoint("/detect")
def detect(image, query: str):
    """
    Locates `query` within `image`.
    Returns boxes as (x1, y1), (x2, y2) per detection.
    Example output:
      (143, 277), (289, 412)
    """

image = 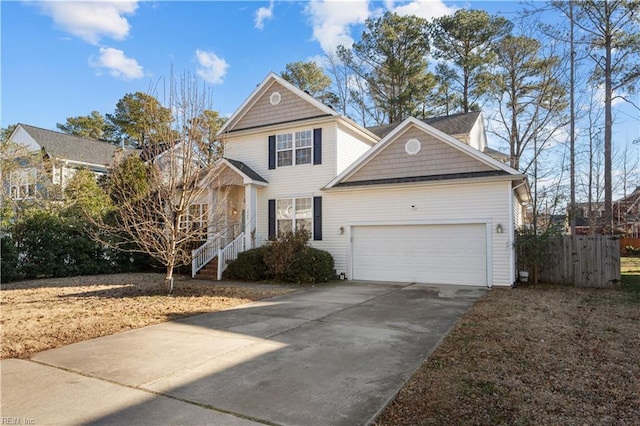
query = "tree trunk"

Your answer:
(569, 0), (576, 237)
(603, 4), (613, 235)
(165, 265), (174, 294)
